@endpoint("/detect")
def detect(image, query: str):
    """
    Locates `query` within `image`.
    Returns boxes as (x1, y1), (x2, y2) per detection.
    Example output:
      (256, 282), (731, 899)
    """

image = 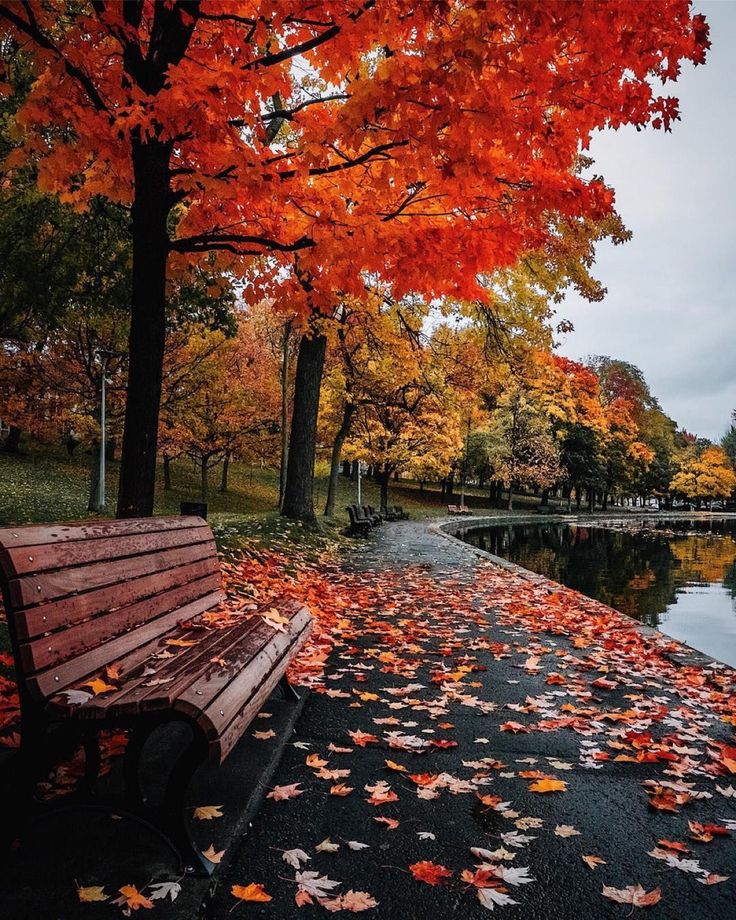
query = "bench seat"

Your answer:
(46, 596), (311, 763)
